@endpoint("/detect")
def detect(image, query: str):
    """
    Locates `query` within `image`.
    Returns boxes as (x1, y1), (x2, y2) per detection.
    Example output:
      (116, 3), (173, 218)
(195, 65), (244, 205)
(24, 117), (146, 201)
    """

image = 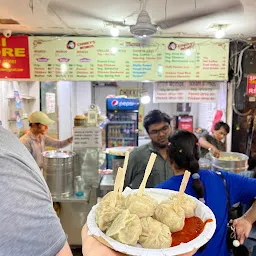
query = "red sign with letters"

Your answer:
(0, 36), (30, 79)
(178, 115), (193, 132)
(247, 74), (256, 95)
